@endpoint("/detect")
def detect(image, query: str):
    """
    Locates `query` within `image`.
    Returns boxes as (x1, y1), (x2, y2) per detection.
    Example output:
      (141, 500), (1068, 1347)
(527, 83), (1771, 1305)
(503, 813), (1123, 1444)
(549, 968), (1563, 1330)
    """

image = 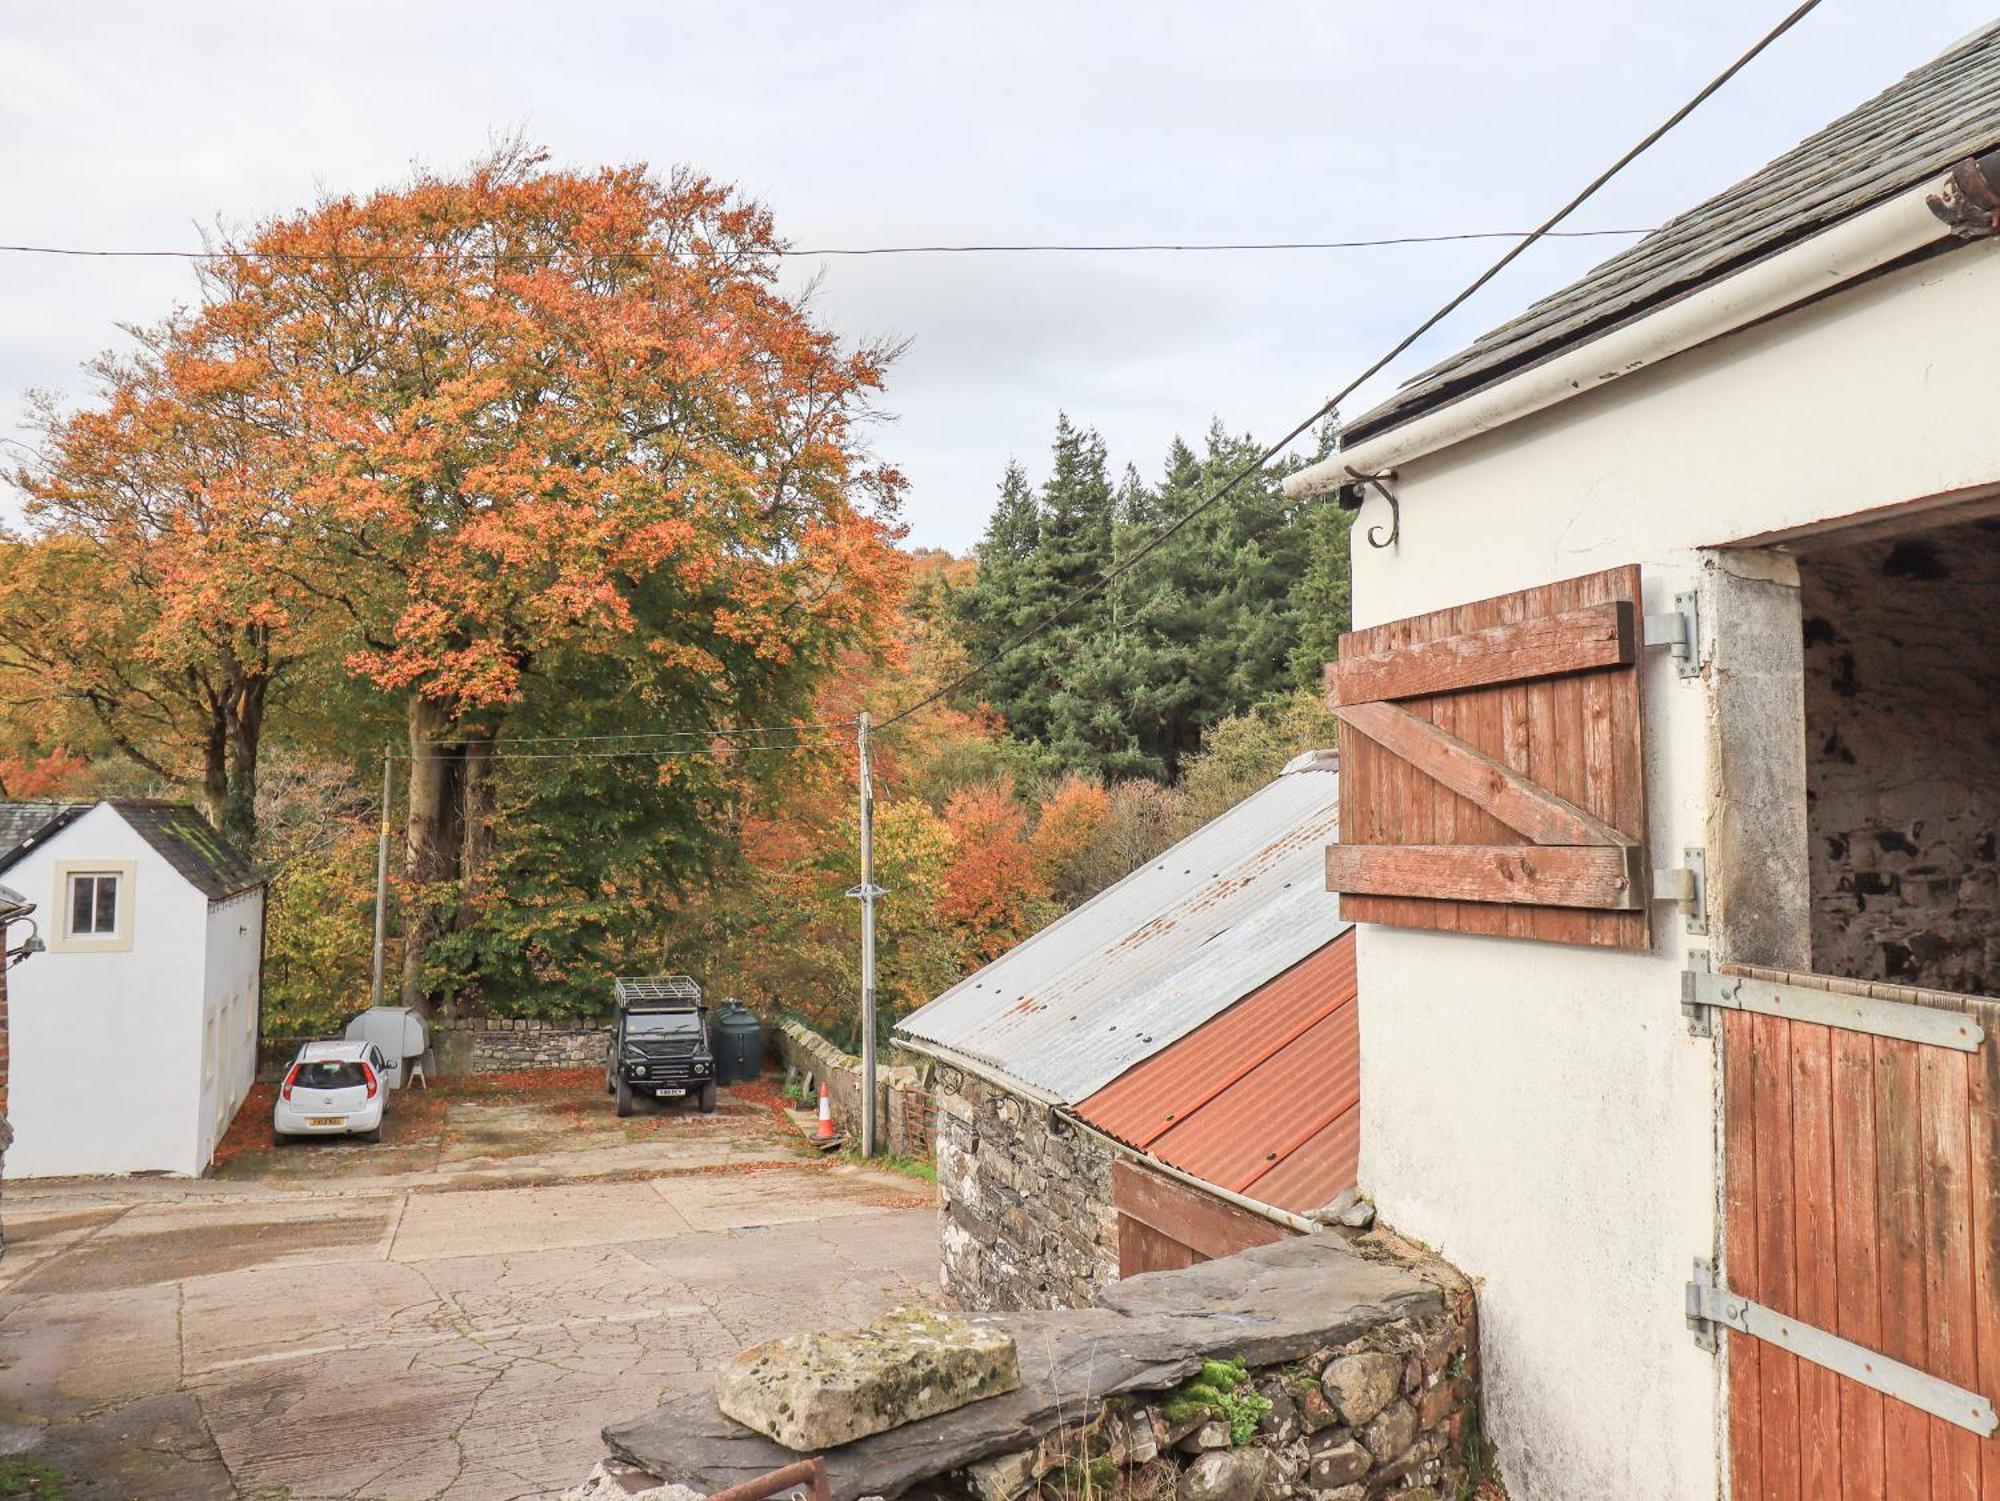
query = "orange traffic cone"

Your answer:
(816, 1082), (835, 1139)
